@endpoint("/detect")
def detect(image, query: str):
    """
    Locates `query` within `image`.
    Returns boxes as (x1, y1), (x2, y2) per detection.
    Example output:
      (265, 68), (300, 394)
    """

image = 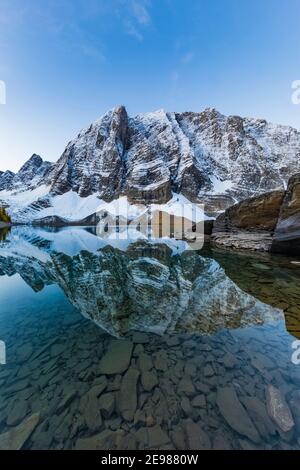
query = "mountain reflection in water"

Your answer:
(0, 226), (300, 450)
(0, 226), (285, 337)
